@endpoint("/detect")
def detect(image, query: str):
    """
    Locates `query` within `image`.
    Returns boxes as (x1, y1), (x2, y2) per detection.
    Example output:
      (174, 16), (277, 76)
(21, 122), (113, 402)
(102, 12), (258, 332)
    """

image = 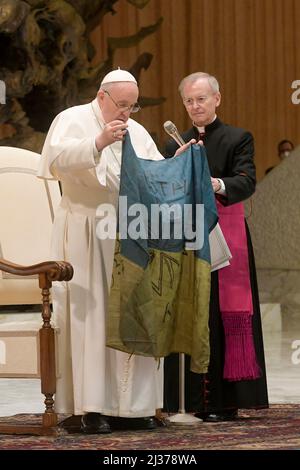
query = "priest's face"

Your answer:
(182, 78), (221, 127)
(97, 82), (139, 123)
(278, 141), (294, 160)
